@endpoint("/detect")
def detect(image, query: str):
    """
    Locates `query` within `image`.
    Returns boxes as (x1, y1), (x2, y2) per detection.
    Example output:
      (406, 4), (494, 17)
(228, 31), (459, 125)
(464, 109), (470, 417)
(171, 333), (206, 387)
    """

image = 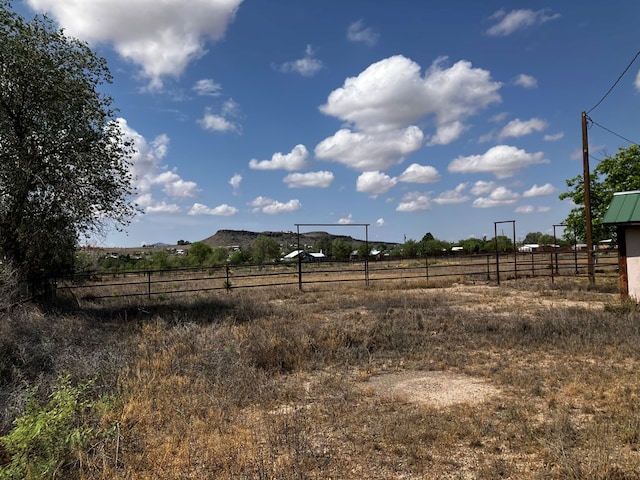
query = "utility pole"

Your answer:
(582, 111), (595, 284)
